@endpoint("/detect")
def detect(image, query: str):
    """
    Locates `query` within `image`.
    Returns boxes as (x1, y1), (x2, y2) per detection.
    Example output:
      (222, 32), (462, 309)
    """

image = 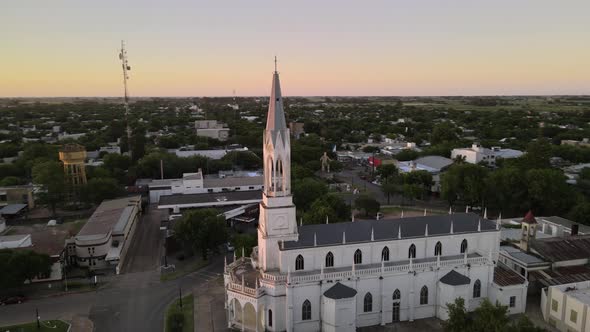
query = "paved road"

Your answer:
(0, 256), (226, 332)
(336, 167), (450, 211)
(121, 205), (164, 274)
